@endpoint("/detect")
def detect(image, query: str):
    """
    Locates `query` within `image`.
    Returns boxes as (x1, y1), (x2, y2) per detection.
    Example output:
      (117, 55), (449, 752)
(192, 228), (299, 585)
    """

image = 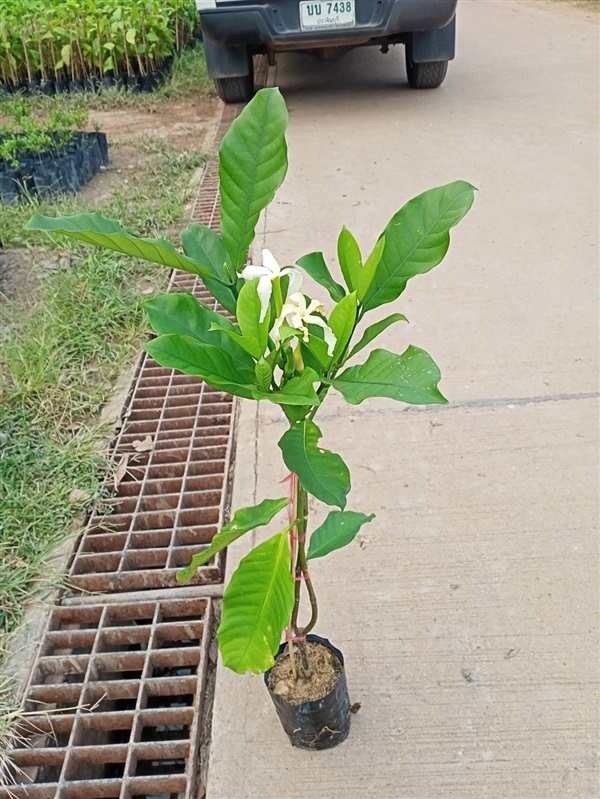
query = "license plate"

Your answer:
(299, 1), (355, 32)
